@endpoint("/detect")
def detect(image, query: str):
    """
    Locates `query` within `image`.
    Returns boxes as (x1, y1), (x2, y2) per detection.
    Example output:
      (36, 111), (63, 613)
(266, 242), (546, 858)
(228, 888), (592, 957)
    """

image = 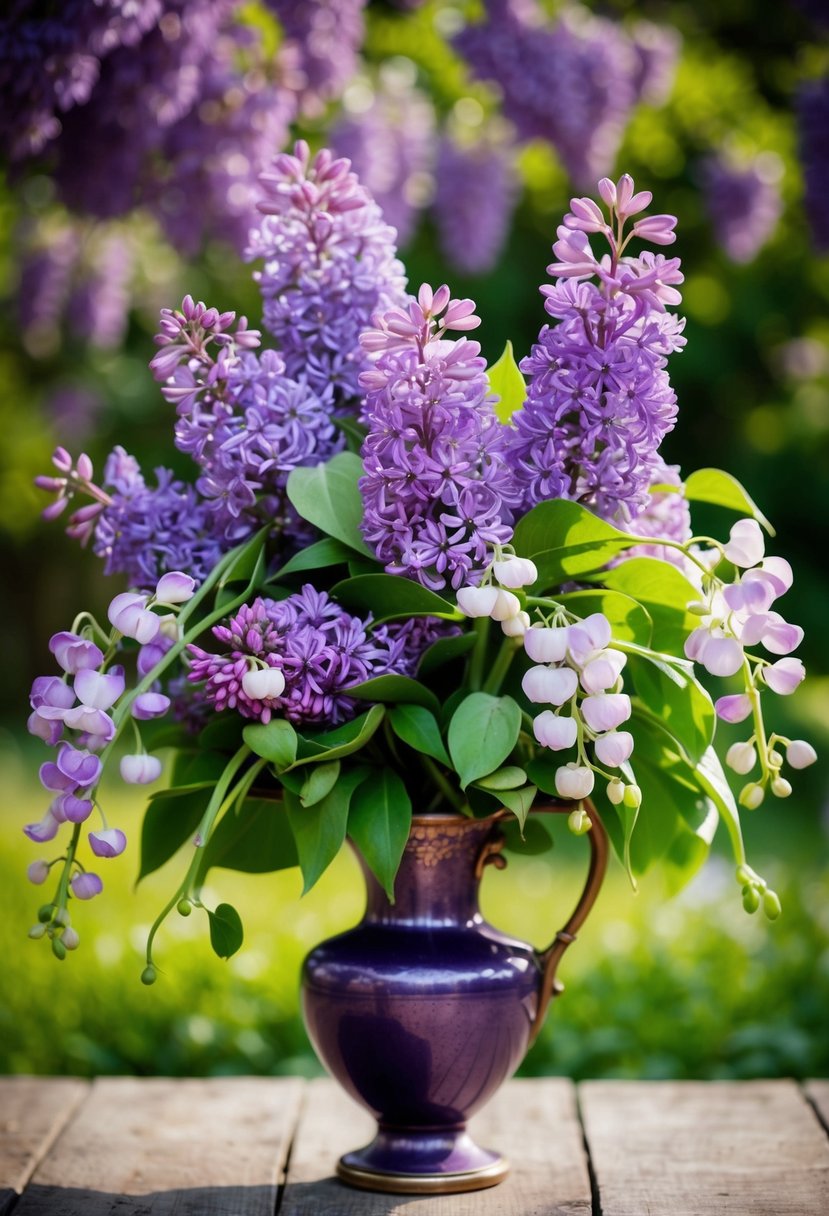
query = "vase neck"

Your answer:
(358, 815), (501, 928)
